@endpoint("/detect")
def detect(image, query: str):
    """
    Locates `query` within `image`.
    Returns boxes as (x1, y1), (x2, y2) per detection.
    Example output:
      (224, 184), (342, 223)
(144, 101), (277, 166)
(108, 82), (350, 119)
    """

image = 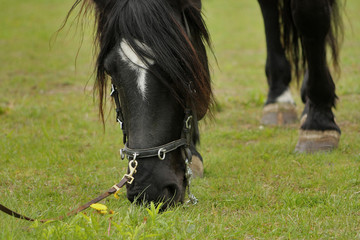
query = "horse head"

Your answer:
(68, 0), (212, 207)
